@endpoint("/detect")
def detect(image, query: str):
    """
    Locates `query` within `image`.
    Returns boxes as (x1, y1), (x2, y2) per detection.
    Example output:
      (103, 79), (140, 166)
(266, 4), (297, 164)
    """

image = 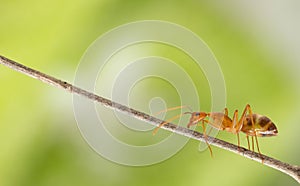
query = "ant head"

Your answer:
(191, 112), (208, 121)
(185, 112), (208, 128)
(196, 112), (208, 117)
